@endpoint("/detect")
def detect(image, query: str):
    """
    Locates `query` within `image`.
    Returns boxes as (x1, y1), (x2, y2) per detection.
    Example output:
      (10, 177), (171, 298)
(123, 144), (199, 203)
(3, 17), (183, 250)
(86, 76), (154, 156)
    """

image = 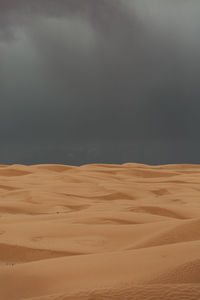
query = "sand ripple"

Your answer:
(0, 163), (200, 299)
